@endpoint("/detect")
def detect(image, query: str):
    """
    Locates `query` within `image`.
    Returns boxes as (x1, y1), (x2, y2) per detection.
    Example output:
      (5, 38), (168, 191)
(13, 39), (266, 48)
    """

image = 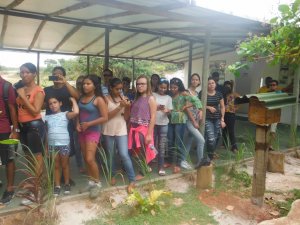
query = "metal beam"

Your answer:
(76, 32), (105, 54)
(87, 55), (90, 74)
(104, 28), (110, 69)
(188, 42), (193, 86)
(0, 47), (181, 64)
(81, 0), (216, 25)
(158, 45), (202, 60)
(0, 15), (8, 47)
(116, 36), (160, 56)
(0, 8), (197, 42)
(97, 32), (139, 55)
(49, 2), (92, 17)
(89, 2), (186, 22)
(53, 25), (82, 52)
(6, 0), (24, 9)
(200, 30), (211, 134)
(29, 20), (47, 50)
(37, 52), (40, 85)
(1, 0), (24, 47)
(123, 18), (174, 26)
(146, 42), (189, 59)
(135, 39), (178, 57)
